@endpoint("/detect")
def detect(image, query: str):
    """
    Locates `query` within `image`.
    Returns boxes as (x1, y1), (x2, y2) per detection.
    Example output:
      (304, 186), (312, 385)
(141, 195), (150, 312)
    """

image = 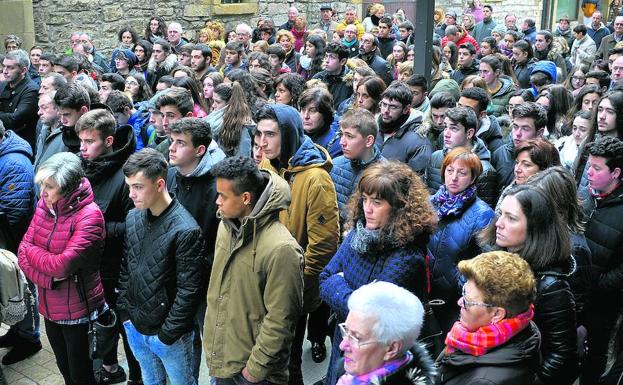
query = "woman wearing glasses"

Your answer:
(436, 251), (540, 384)
(479, 185), (579, 385)
(320, 161), (437, 385)
(335, 281), (436, 385)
